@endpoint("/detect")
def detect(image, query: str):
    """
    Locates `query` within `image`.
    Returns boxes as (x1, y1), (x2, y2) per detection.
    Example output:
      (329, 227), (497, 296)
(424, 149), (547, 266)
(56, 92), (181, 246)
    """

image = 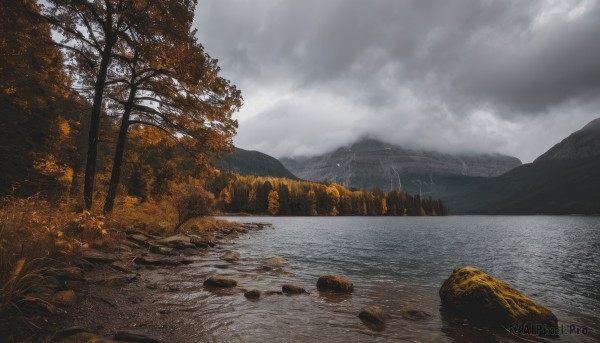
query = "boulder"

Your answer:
(282, 284), (306, 295)
(316, 274), (354, 293)
(358, 306), (390, 324)
(149, 244), (176, 256)
(52, 290), (76, 306)
(203, 275), (237, 288)
(220, 251), (240, 263)
(439, 267), (558, 334)
(244, 290), (261, 299)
